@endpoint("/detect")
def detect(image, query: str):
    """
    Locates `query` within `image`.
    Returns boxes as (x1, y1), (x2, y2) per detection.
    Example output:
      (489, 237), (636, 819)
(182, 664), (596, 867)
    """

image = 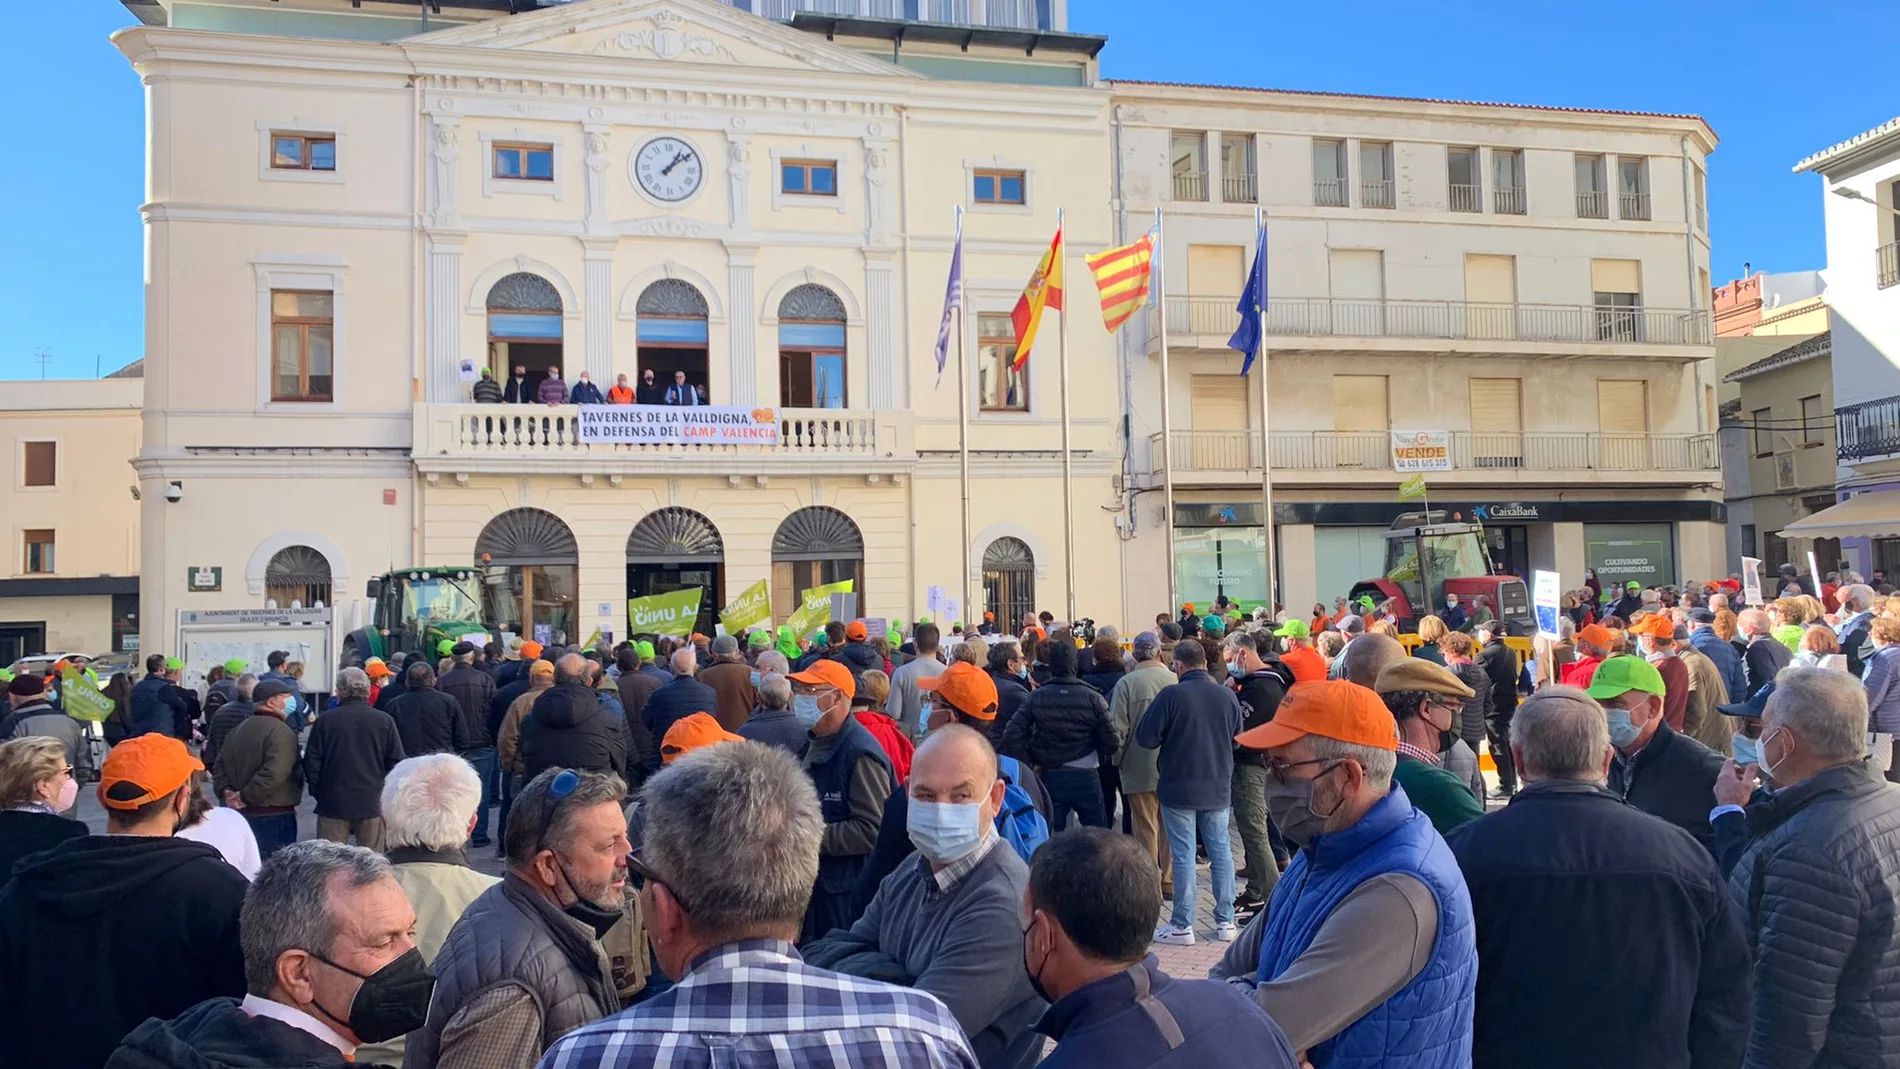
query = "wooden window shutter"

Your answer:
(23, 442), (55, 487)
(1468, 379), (1522, 432)
(1187, 244), (1247, 296)
(1191, 375), (1249, 432)
(1590, 258), (1641, 294)
(1334, 375), (1389, 432)
(1597, 379), (1649, 433)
